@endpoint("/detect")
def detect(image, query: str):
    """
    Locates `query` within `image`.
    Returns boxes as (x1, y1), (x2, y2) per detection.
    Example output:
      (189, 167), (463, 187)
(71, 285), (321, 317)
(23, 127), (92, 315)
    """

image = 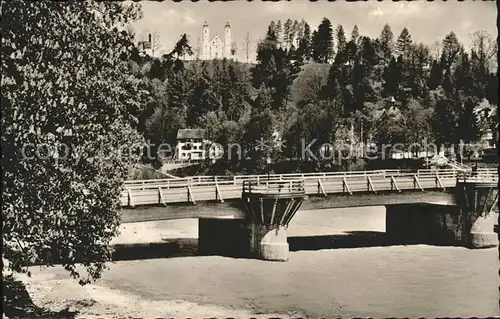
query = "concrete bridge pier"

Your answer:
(243, 195), (304, 261)
(247, 224), (289, 261)
(197, 180), (306, 261)
(386, 180), (498, 248)
(456, 181), (498, 248)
